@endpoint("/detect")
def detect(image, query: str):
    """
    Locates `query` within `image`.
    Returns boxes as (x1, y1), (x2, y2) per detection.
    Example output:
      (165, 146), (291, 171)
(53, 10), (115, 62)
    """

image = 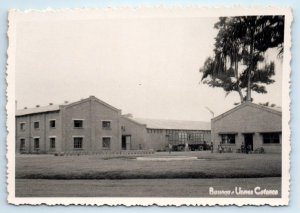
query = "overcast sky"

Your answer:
(15, 14), (283, 121)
